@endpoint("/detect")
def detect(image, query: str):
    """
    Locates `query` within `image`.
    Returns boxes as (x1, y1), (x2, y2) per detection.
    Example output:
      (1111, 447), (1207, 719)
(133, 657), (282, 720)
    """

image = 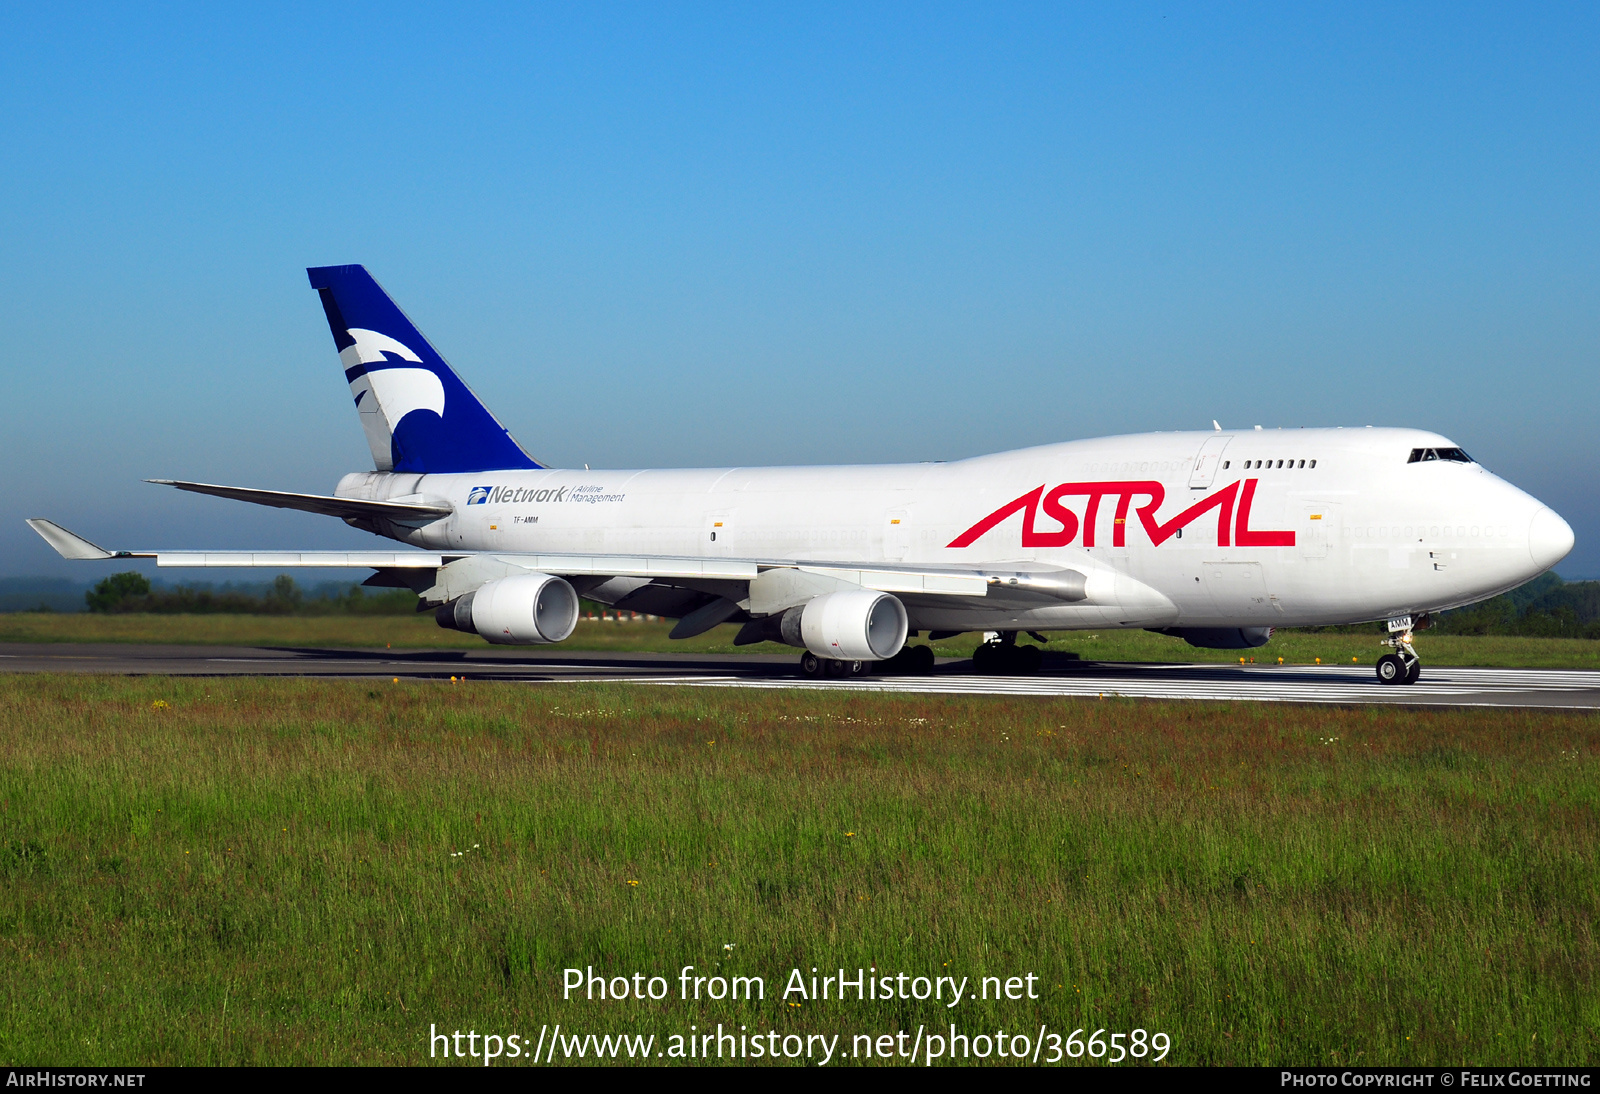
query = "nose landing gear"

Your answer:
(1376, 616), (1424, 686)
